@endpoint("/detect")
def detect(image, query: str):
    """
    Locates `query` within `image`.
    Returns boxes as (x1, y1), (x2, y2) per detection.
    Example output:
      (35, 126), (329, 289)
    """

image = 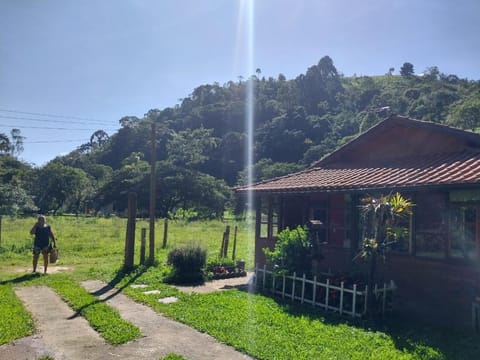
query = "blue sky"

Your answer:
(1, 0), (479, 166)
